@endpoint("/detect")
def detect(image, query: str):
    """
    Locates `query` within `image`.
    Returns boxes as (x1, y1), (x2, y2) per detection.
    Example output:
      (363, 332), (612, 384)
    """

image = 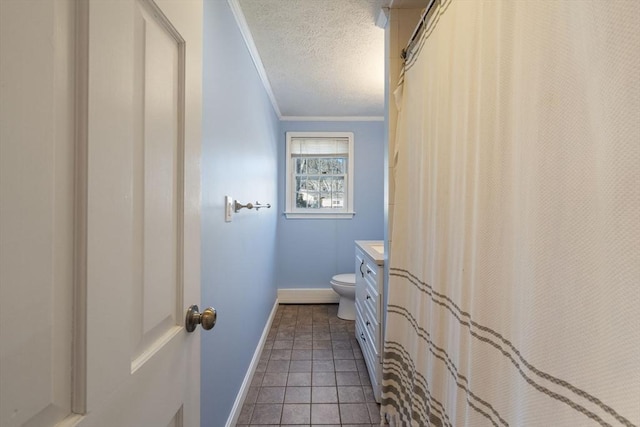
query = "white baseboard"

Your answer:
(225, 299), (279, 427)
(224, 289), (339, 426)
(277, 288), (340, 304)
